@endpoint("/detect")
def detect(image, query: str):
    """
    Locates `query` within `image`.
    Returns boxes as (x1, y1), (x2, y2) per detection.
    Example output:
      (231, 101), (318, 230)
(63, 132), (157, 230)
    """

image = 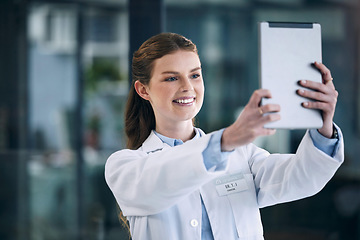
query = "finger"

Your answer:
(260, 128), (277, 136)
(314, 61), (333, 83)
(298, 89), (338, 110)
(302, 101), (334, 113)
(249, 89), (272, 108)
(297, 88), (332, 102)
(298, 79), (335, 93)
(258, 104), (281, 115)
(259, 112), (281, 126)
(325, 75), (336, 90)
